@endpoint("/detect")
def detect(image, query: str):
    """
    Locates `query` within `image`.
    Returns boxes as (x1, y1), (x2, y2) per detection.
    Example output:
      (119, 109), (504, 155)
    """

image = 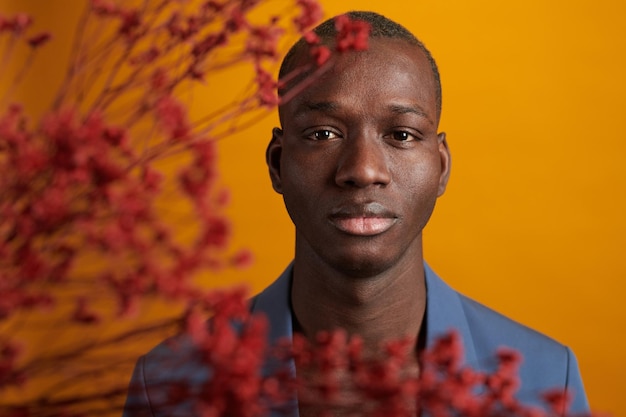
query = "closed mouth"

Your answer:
(328, 202), (398, 236)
